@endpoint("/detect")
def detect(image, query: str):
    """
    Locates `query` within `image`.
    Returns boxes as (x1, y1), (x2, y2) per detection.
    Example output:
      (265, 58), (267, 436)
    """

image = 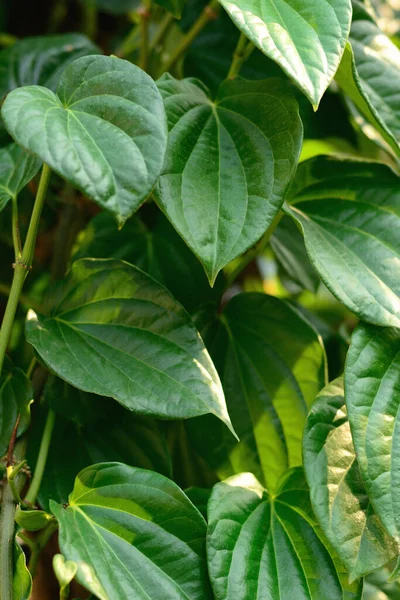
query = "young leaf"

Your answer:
(53, 554), (78, 597)
(0, 143), (41, 213)
(345, 323), (400, 548)
(207, 468), (362, 600)
(217, 0), (352, 108)
(51, 462), (212, 600)
(335, 1), (400, 156)
(303, 377), (397, 581)
(188, 293), (326, 492)
(156, 75), (302, 284)
(74, 211), (224, 314)
(0, 356), (33, 457)
(25, 259), (233, 430)
(2, 55), (167, 225)
(285, 157), (400, 327)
